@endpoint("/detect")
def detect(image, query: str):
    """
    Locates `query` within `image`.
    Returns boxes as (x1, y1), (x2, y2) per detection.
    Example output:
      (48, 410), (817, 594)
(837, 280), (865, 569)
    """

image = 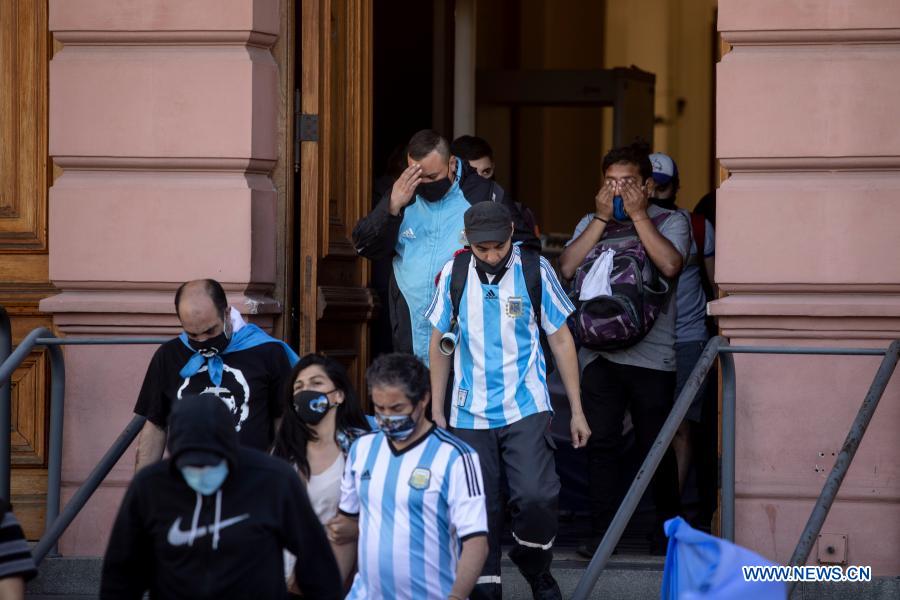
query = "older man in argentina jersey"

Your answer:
(330, 353), (488, 600)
